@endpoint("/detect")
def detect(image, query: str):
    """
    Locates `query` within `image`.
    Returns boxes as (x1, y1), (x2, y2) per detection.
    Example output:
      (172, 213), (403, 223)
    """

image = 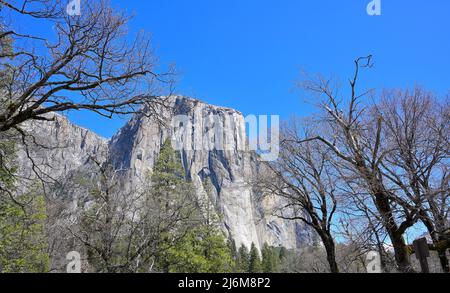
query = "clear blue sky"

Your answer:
(34, 1), (450, 137)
